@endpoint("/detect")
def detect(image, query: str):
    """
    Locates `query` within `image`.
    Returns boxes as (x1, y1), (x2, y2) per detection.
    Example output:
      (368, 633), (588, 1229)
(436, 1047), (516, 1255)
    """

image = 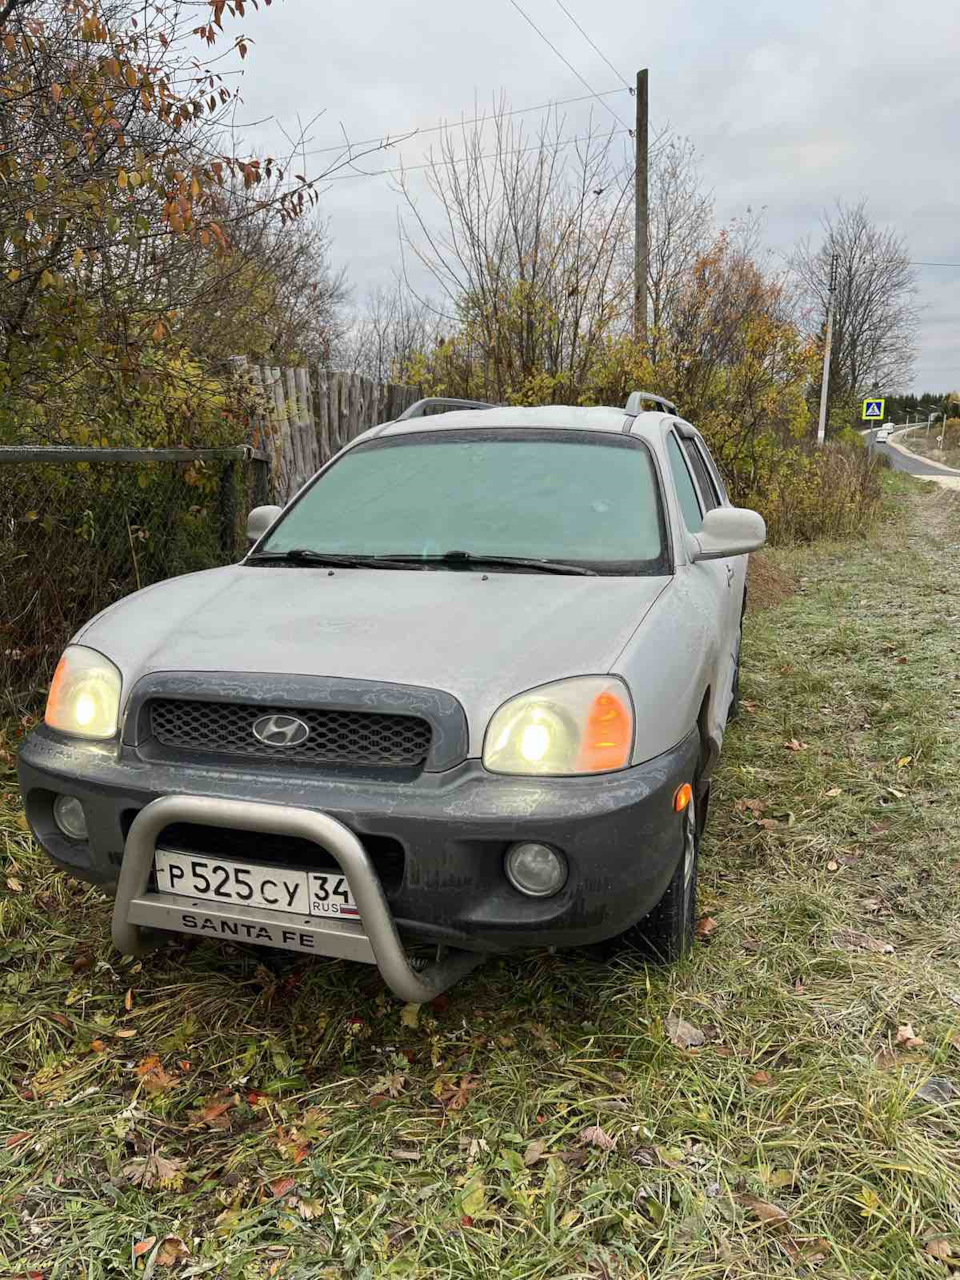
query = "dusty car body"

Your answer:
(18, 393), (765, 999)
